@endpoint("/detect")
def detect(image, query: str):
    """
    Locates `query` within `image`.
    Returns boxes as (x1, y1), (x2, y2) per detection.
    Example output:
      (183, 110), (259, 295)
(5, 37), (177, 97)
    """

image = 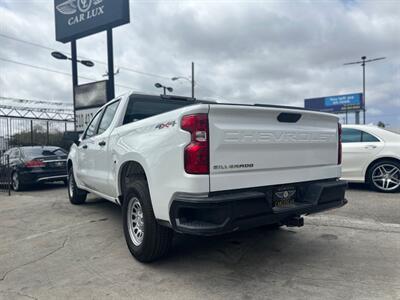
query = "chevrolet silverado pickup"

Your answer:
(67, 93), (347, 262)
